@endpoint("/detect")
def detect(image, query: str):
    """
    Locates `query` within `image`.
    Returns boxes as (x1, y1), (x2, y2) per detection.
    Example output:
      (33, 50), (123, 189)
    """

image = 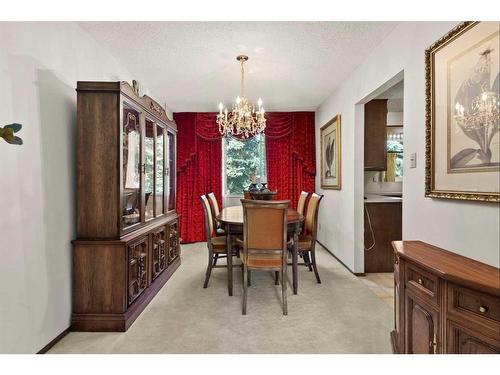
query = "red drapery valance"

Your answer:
(174, 111), (315, 243)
